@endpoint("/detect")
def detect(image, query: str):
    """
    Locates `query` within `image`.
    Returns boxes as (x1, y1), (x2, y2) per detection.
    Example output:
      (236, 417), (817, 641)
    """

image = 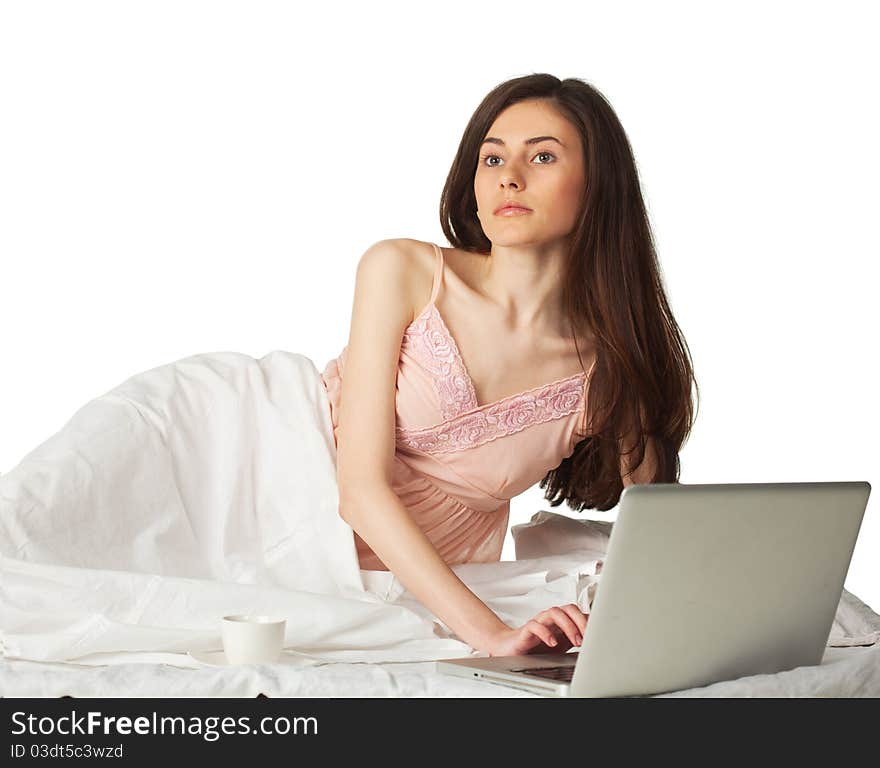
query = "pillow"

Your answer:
(511, 510), (613, 561)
